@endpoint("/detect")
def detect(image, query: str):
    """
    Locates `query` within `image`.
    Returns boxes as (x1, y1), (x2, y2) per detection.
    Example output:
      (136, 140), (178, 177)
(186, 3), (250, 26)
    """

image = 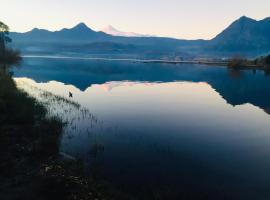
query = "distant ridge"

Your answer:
(10, 16), (270, 58)
(210, 16), (270, 54)
(11, 22), (109, 42)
